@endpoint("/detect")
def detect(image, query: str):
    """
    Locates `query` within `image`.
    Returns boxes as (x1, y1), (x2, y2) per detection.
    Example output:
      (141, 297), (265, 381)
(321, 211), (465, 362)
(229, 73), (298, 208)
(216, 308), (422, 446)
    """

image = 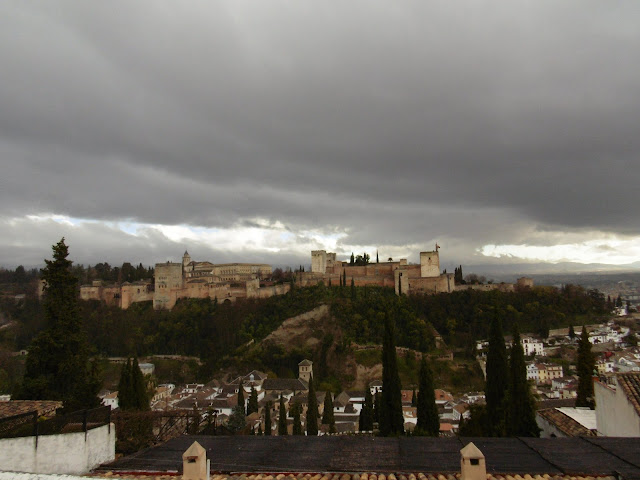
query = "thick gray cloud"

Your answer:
(1, 1), (639, 268)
